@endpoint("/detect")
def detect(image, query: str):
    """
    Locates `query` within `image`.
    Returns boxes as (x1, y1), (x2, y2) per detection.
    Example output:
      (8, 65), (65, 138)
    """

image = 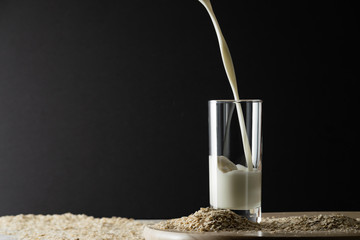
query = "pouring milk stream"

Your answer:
(198, 0), (253, 170)
(199, 0), (261, 211)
